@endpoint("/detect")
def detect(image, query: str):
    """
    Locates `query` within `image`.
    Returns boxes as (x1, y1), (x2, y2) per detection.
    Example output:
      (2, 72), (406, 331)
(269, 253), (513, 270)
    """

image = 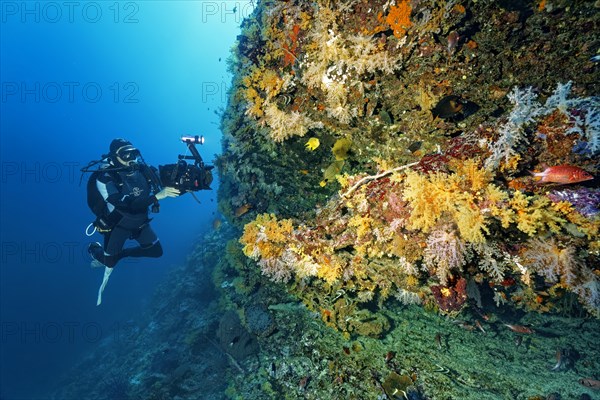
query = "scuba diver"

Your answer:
(85, 138), (180, 269)
(82, 136), (213, 305)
